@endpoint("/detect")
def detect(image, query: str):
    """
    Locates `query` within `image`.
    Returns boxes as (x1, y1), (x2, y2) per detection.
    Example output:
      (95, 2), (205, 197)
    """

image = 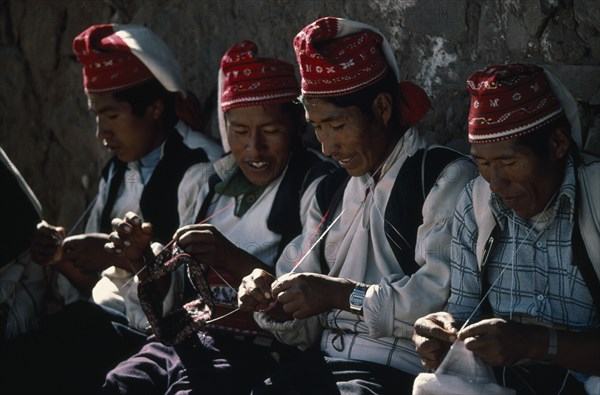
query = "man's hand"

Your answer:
(271, 273), (353, 320)
(30, 220), (65, 265)
(173, 224), (241, 271)
(238, 268), (277, 313)
(458, 318), (545, 366)
(173, 224), (267, 283)
(238, 269), (294, 322)
(413, 312), (459, 370)
(62, 233), (113, 274)
(106, 212), (154, 264)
